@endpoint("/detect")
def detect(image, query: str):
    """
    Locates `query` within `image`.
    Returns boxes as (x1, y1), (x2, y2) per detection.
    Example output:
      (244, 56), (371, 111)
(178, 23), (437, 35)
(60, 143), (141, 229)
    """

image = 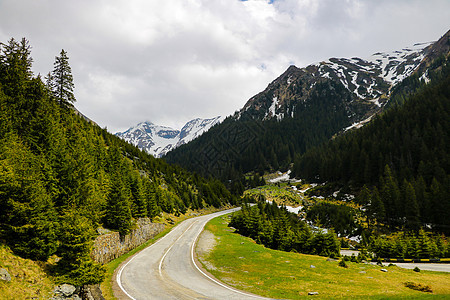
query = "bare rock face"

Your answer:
(81, 284), (105, 300)
(52, 284), (77, 299)
(0, 268), (11, 282)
